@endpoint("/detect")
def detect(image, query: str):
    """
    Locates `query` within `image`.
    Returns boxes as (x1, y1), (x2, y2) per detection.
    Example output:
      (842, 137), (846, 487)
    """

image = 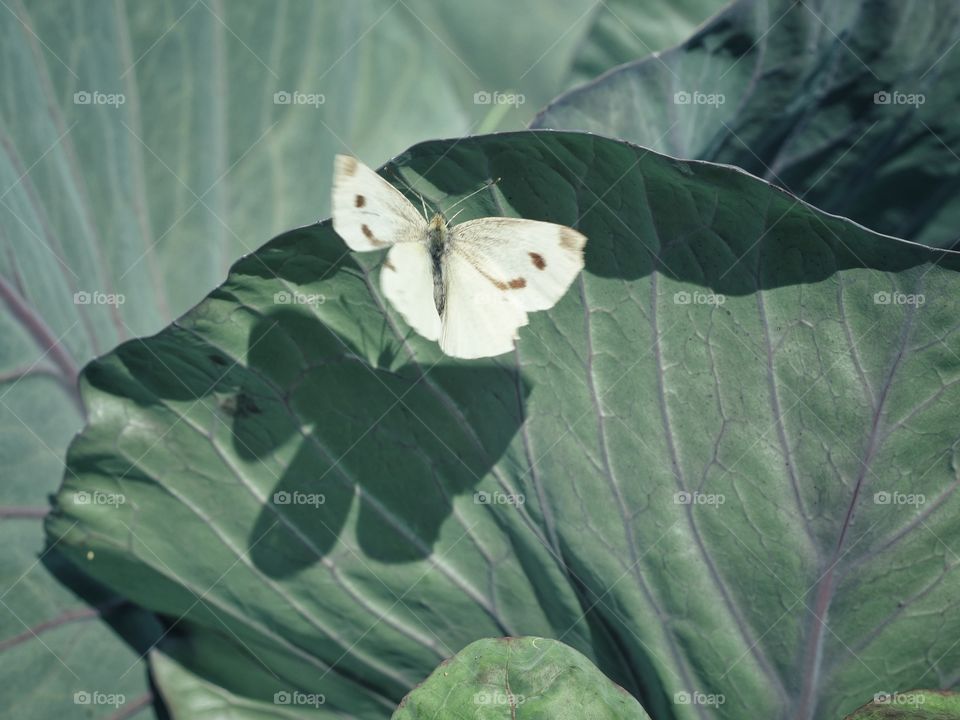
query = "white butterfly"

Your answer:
(331, 155), (587, 359)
